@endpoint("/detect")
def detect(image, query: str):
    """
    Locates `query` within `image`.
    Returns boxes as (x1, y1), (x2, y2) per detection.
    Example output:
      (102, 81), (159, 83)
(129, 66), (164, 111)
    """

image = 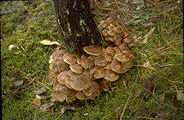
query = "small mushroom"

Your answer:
(114, 47), (121, 54)
(90, 67), (106, 79)
(98, 20), (108, 28)
(104, 36), (115, 42)
(66, 74), (91, 91)
(105, 17), (115, 23)
(104, 69), (119, 81)
(102, 29), (109, 36)
(123, 37), (134, 44)
(51, 91), (66, 102)
(114, 52), (130, 63)
(69, 64), (83, 74)
(106, 47), (116, 56)
(119, 43), (129, 51)
(114, 34), (123, 41)
(121, 60), (133, 69)
(115, 41), (123, 46)
(57, 71), (70, 85)
(49, 48), (66, 63)
(83, 46), (103, 56)
(111, 60), (128, 74)
(49, 58), (69, 74)
(75, 91), (87, 100)
(83, 81), (101, 100)
(103, 52), (113, 62)
(104, 63), (111, 70)
(94, 55), (107, 67)
(100, 79), (112, 92)
(63, 53), (78, 65)
(77, 57), (94, 69)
